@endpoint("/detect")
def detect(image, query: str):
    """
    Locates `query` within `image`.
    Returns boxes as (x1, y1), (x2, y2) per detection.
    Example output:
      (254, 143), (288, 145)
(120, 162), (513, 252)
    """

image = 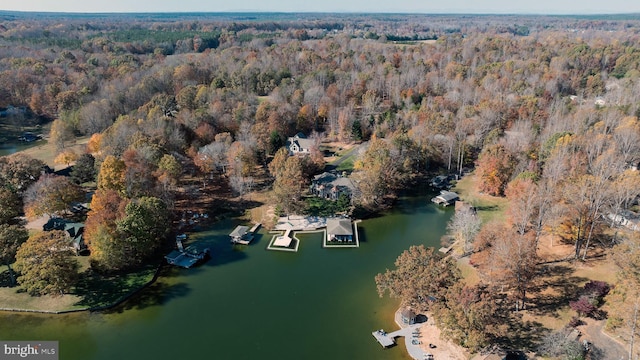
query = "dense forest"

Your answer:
(1, 11), (640, 359)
